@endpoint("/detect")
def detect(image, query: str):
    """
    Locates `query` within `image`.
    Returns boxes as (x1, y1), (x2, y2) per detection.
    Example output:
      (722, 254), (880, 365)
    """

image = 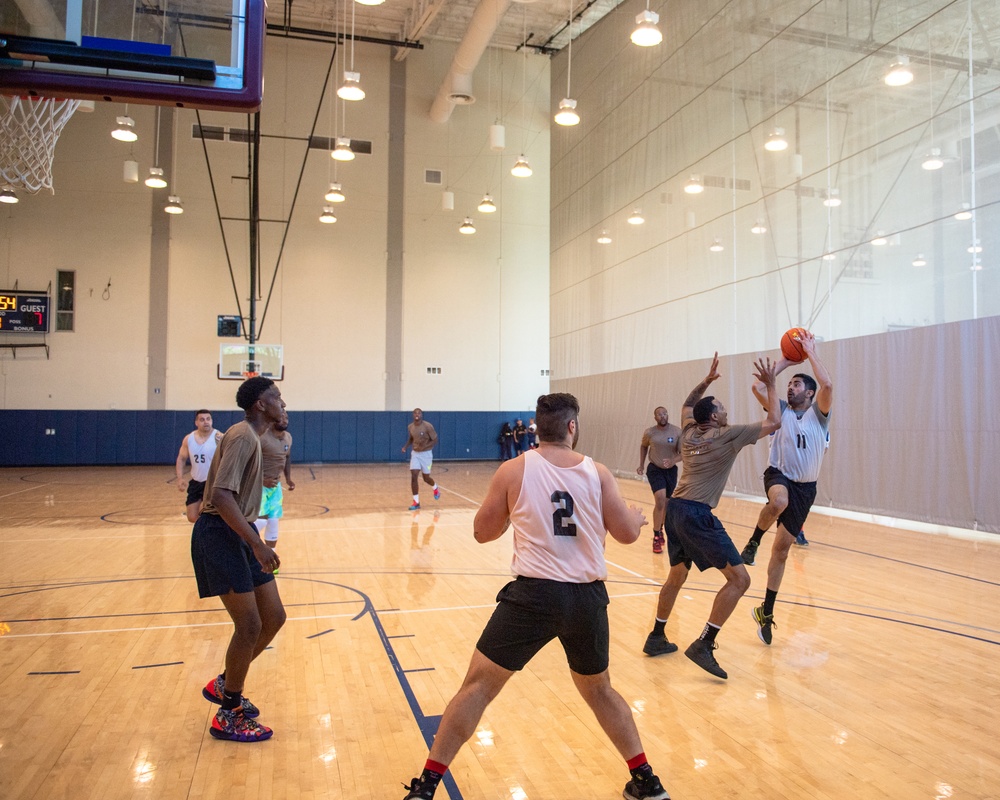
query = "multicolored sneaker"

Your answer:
(202, 674), (260, 718)
(752, 605), (776, 645)
(433, 487), (441, 501)
(209, 707), (273, 742)
(408, 503), (421, 511)
(652, 532), (664, 554)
